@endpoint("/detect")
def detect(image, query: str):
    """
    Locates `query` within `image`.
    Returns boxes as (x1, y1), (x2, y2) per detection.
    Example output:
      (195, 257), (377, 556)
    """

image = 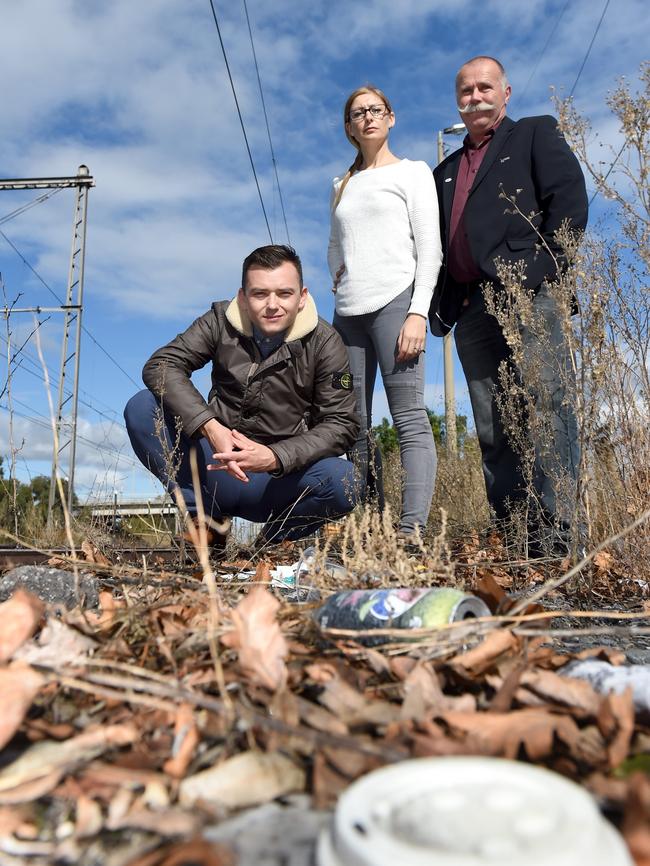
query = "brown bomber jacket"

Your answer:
(142, 294), (360, 475)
